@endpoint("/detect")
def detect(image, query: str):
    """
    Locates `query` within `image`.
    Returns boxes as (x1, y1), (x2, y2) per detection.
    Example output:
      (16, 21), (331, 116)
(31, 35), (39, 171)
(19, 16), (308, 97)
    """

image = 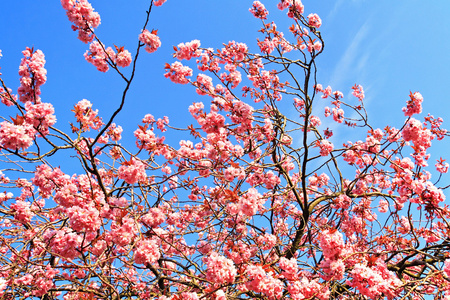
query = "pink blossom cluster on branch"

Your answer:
(61, 0), (101, 43)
